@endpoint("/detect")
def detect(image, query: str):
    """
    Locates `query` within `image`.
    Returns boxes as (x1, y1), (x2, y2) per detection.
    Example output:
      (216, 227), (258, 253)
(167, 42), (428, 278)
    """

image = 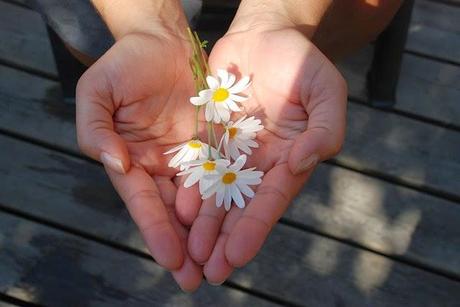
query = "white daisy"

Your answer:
(189, 69), (251, 123)
(164, 140), (215, 170)
(221, 115), (263, 160)
(202, 155), (263, 211)
(177, 159), (230, 193)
